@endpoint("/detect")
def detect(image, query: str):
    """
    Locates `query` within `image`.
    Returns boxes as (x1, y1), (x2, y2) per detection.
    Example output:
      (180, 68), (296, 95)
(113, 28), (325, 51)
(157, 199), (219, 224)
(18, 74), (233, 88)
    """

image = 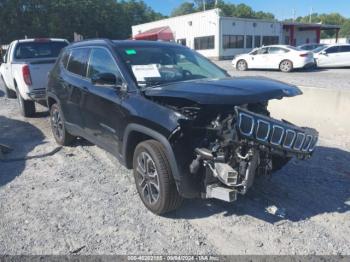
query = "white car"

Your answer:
(313, 44), (350, 68)
(0, 38), (68, 117)
(232, 45), (315, 72)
